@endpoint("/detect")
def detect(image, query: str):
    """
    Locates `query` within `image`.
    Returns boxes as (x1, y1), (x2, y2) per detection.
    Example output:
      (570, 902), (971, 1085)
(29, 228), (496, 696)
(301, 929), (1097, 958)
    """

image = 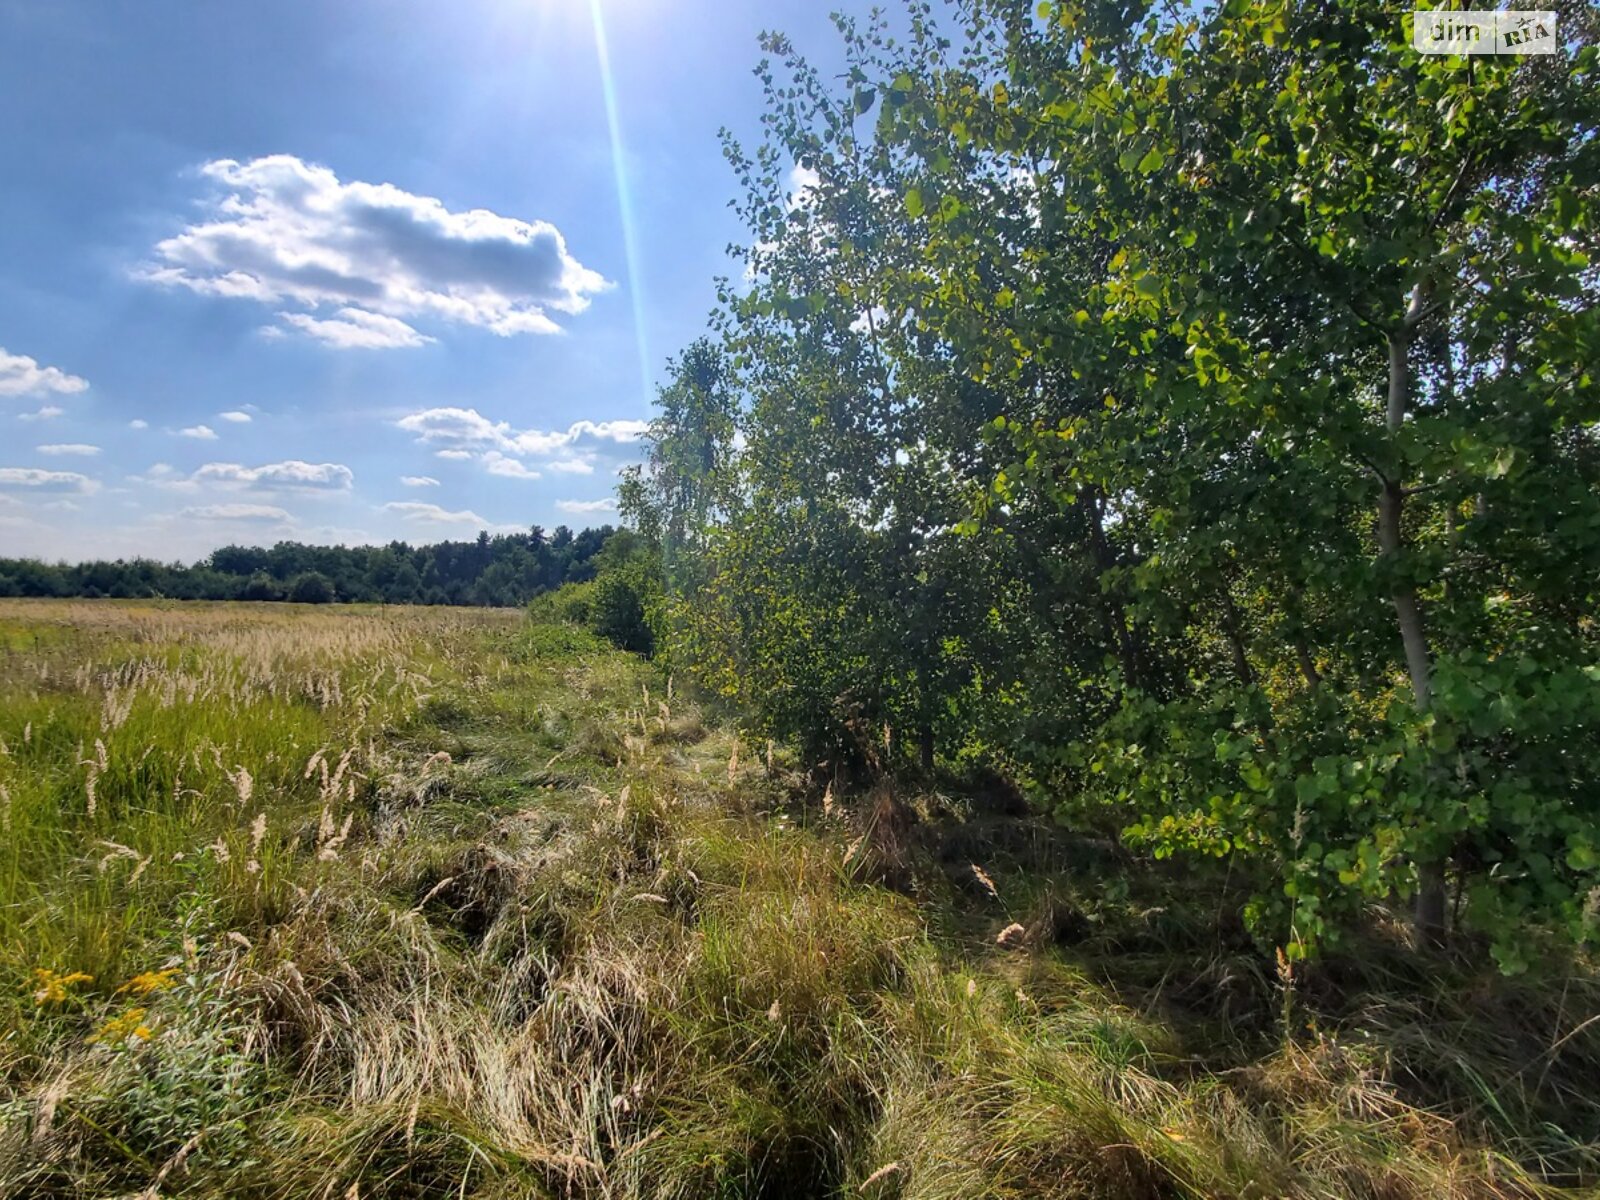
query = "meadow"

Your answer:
(1, 598), (1597, 1199)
